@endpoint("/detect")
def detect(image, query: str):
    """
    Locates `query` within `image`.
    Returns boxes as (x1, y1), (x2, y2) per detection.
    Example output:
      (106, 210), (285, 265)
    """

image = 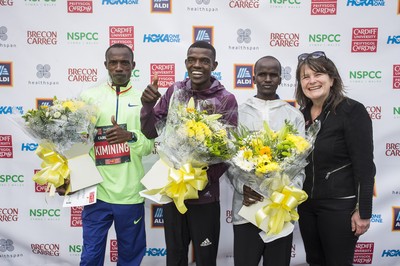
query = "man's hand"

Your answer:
(141, 73), (161, 104)
(243, 185), (264, 206)
(351, 209), (371, 236)
(106, 116), (132, 144)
